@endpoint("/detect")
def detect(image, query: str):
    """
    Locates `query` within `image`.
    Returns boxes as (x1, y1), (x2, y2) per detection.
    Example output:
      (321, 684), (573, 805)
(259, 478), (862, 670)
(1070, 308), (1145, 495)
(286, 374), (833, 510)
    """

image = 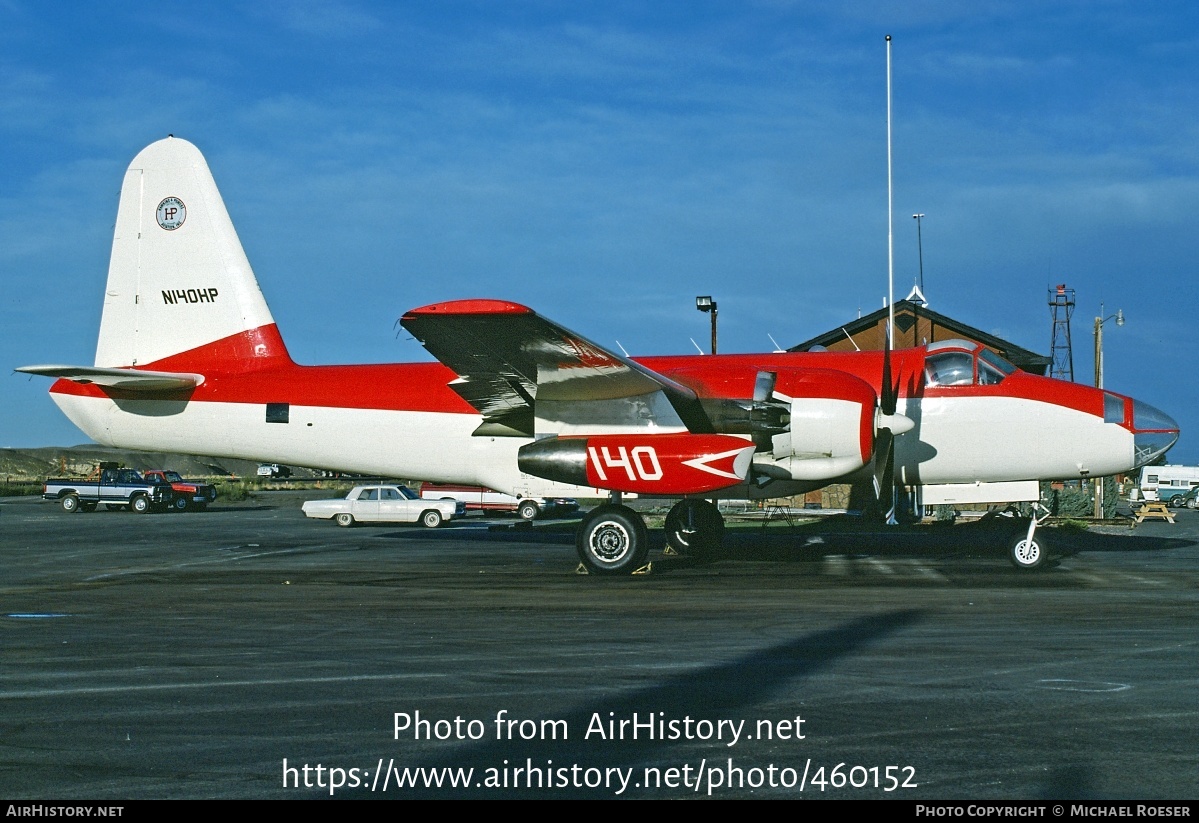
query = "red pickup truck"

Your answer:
(143, 470), (219, 511)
